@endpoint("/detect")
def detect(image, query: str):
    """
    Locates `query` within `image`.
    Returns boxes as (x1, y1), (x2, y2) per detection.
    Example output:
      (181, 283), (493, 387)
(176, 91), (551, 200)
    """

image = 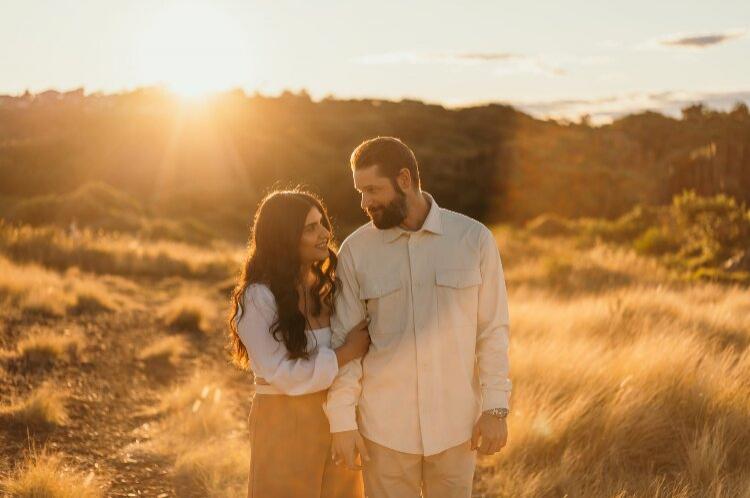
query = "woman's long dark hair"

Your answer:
(227, 189), (338, 370)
